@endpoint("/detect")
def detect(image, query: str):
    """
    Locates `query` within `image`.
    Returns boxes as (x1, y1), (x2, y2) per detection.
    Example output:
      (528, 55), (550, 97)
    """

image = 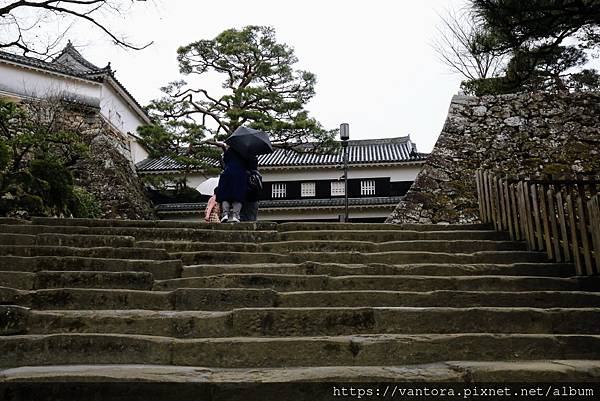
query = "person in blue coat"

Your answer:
(217, 147), (251, 223)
